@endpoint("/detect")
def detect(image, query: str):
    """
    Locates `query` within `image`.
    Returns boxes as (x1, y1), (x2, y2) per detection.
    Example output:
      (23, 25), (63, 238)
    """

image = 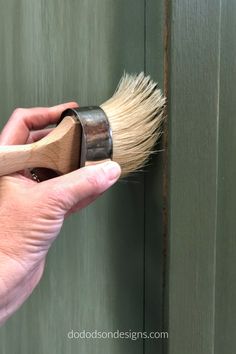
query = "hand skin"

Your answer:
(0, 103), (121, 326)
